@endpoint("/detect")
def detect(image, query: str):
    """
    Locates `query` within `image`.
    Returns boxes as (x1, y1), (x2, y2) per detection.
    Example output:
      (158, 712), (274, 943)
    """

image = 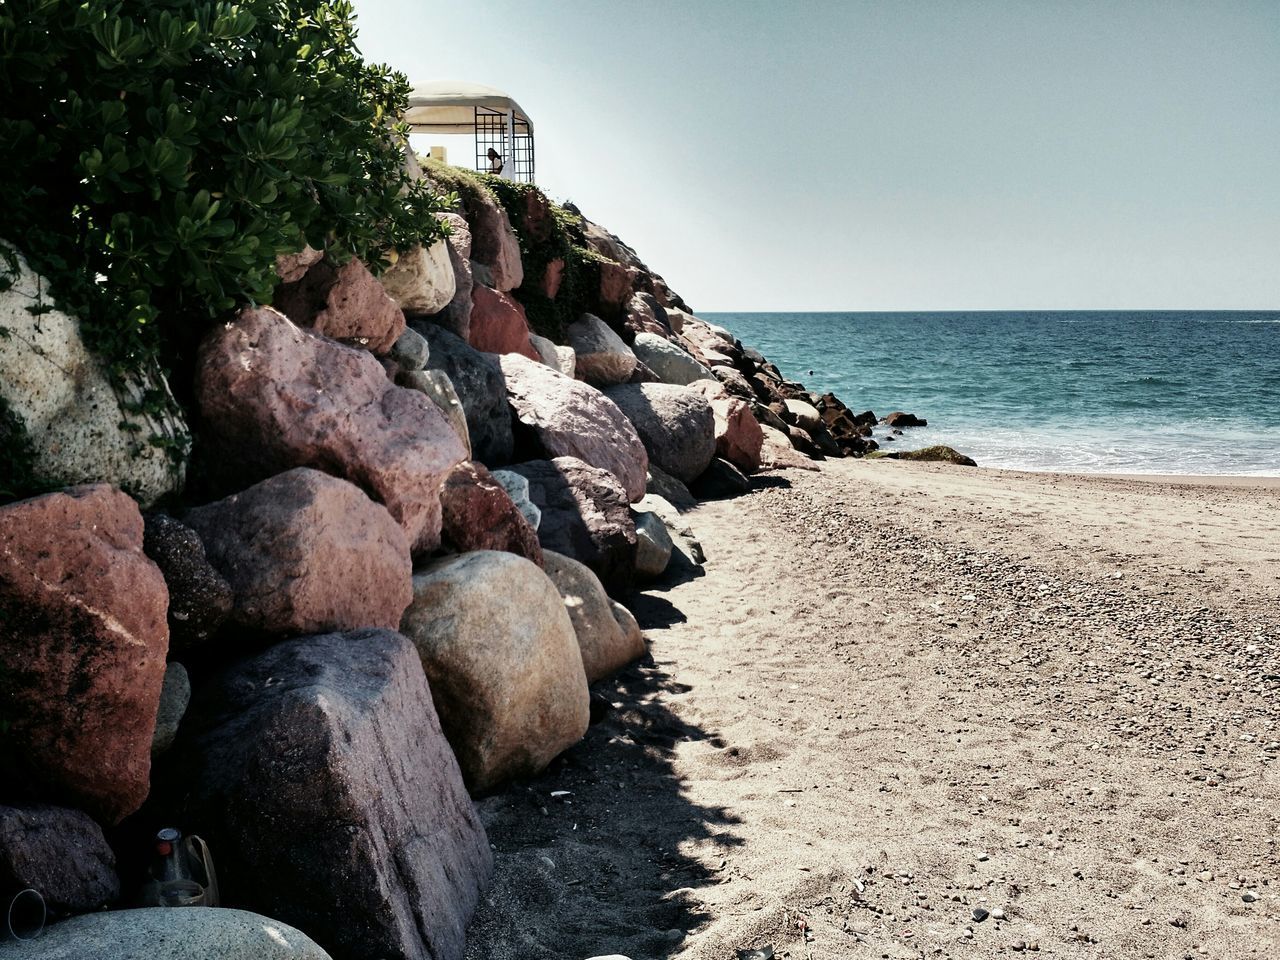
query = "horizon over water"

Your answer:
(706, 311), (1280, 477)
